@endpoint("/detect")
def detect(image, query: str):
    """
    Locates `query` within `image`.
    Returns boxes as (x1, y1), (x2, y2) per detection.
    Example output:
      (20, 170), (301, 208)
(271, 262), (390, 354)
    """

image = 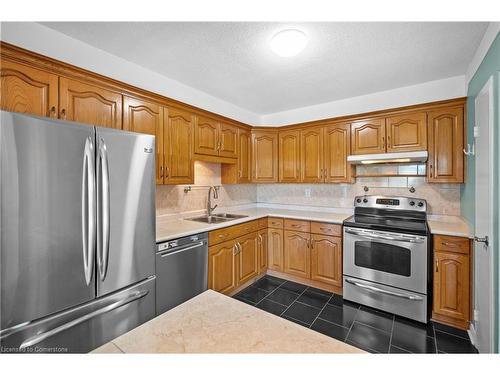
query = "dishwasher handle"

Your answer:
(158, 241), (206, 257)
